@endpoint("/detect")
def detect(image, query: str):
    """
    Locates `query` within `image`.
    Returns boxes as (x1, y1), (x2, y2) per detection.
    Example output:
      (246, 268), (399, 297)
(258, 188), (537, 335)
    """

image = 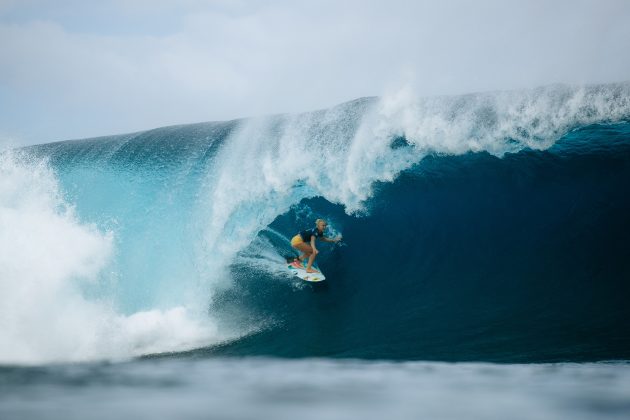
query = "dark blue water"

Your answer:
(207, 122), (630, 362)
